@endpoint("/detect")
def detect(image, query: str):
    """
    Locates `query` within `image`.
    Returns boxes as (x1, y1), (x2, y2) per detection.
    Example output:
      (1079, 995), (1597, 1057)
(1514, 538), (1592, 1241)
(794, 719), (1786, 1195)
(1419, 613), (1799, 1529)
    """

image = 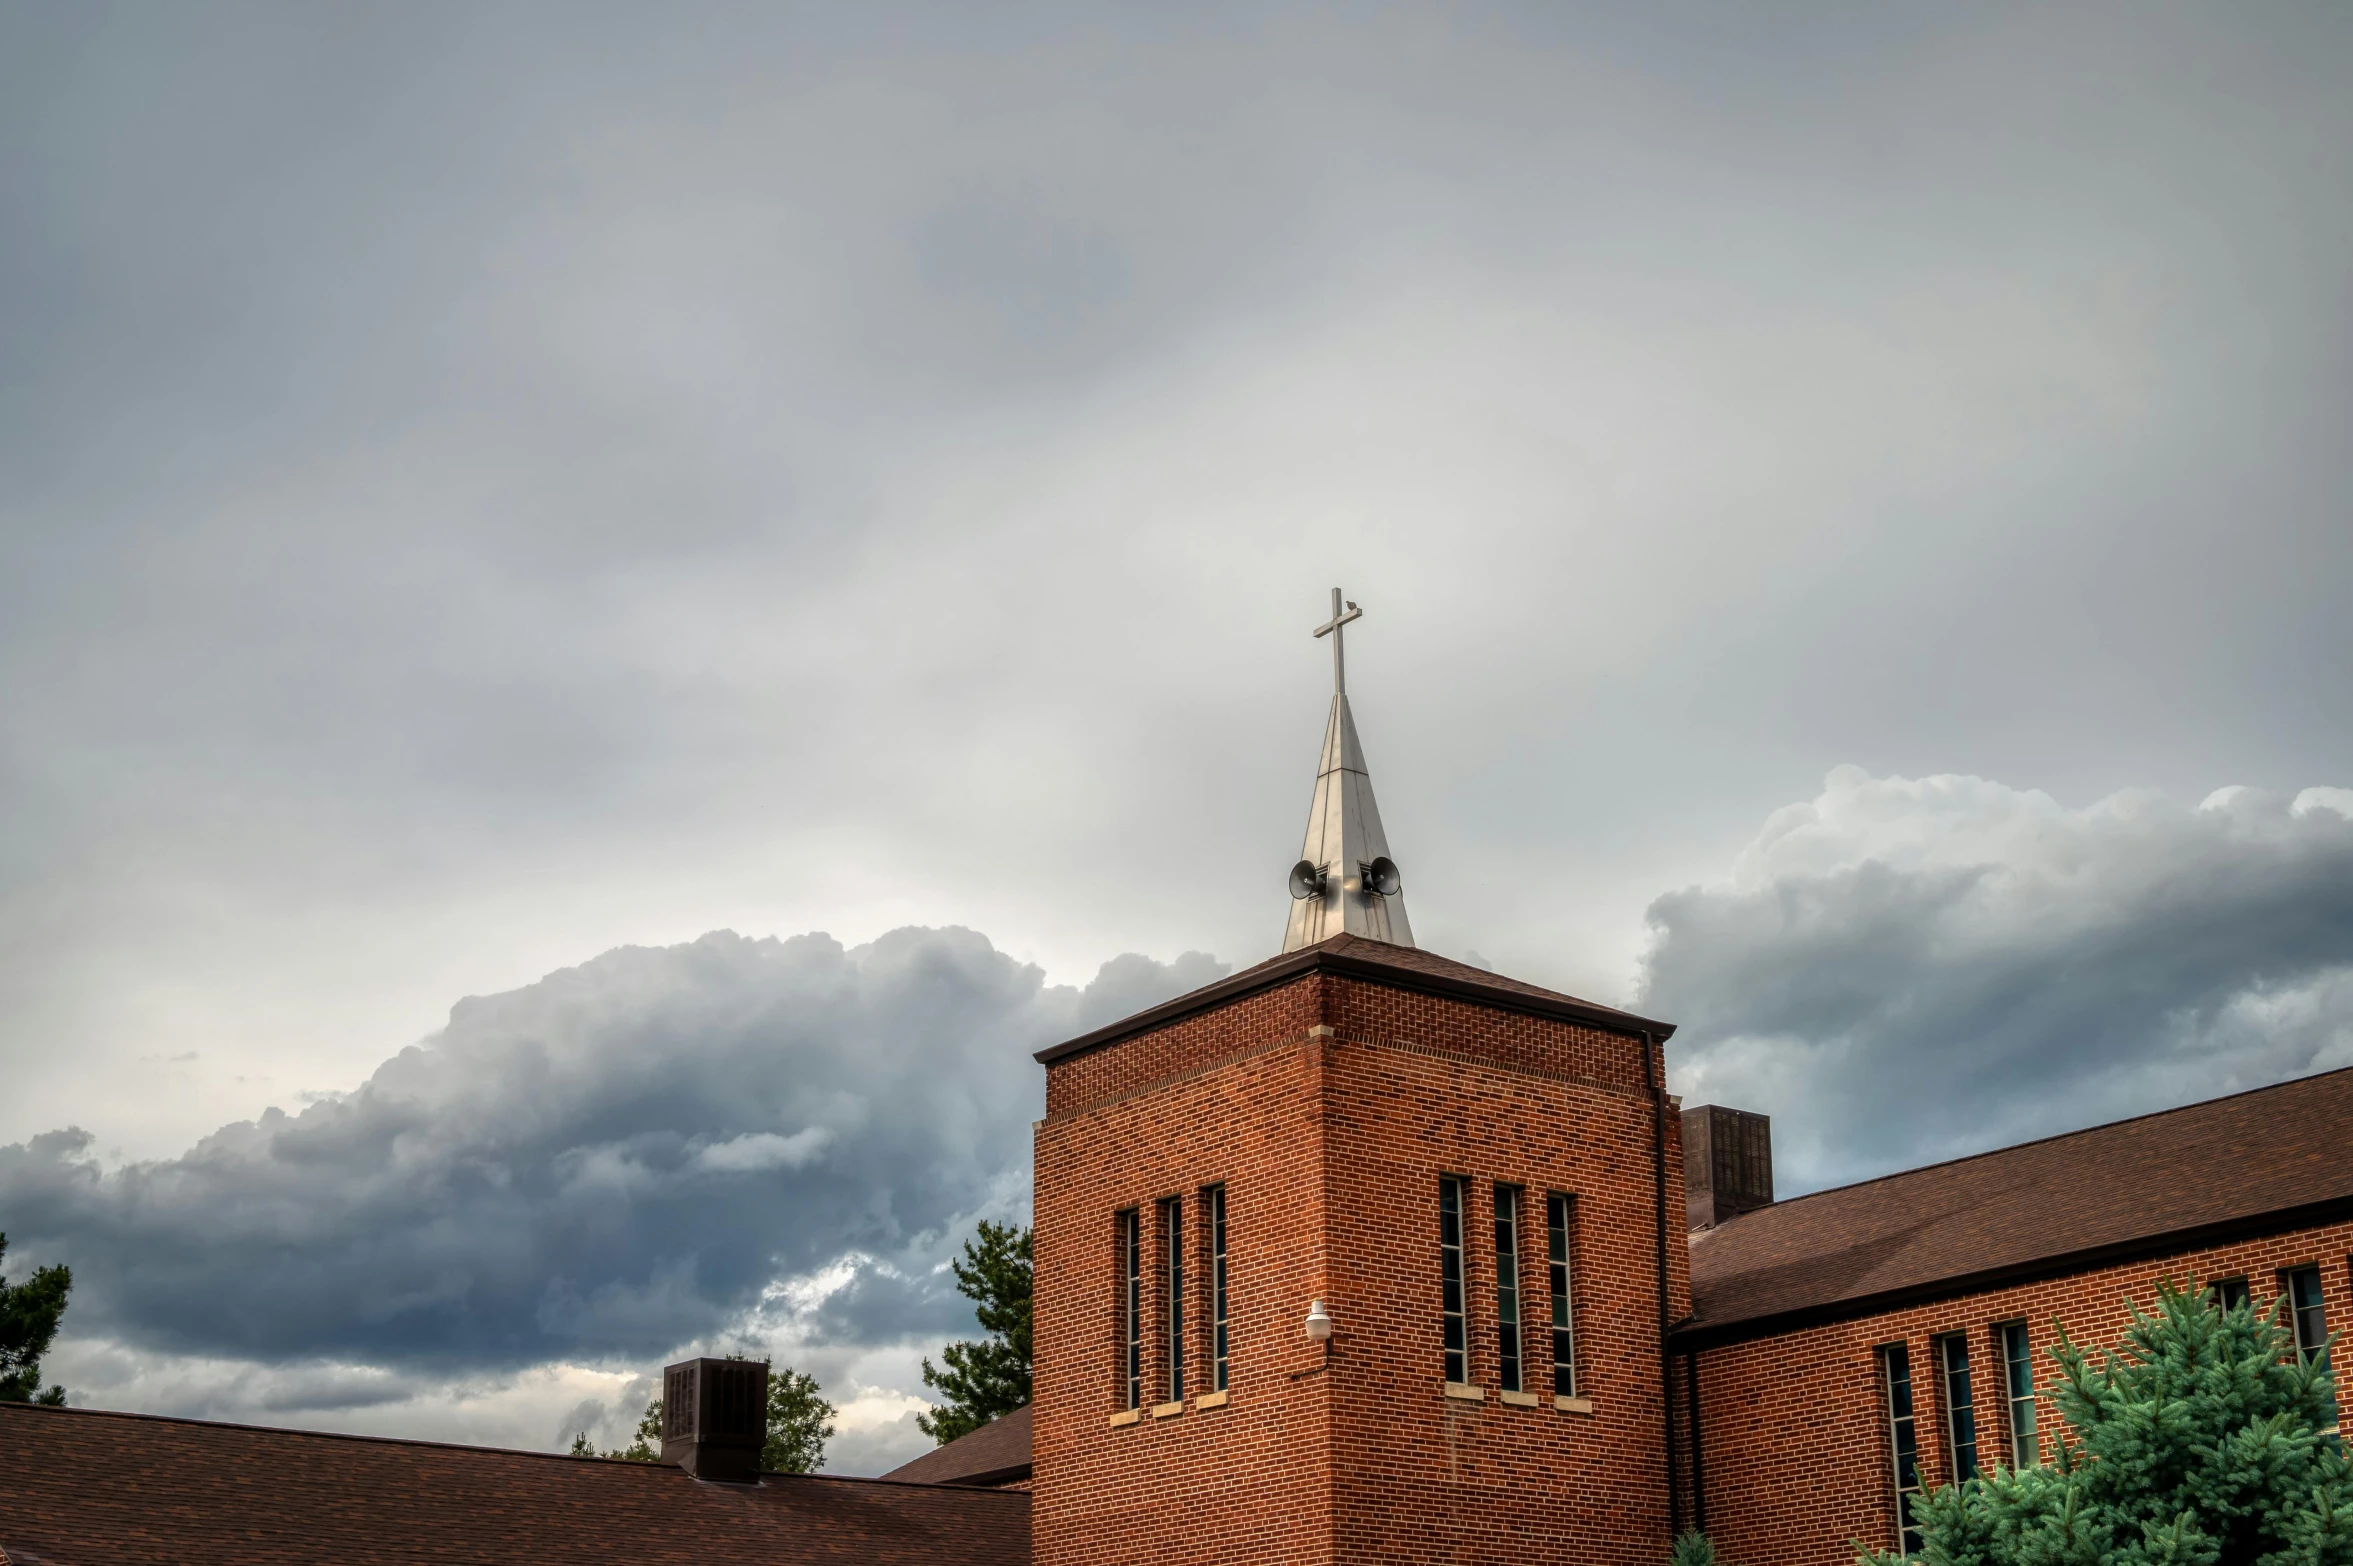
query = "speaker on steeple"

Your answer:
(1281, 589), (1415, 953)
